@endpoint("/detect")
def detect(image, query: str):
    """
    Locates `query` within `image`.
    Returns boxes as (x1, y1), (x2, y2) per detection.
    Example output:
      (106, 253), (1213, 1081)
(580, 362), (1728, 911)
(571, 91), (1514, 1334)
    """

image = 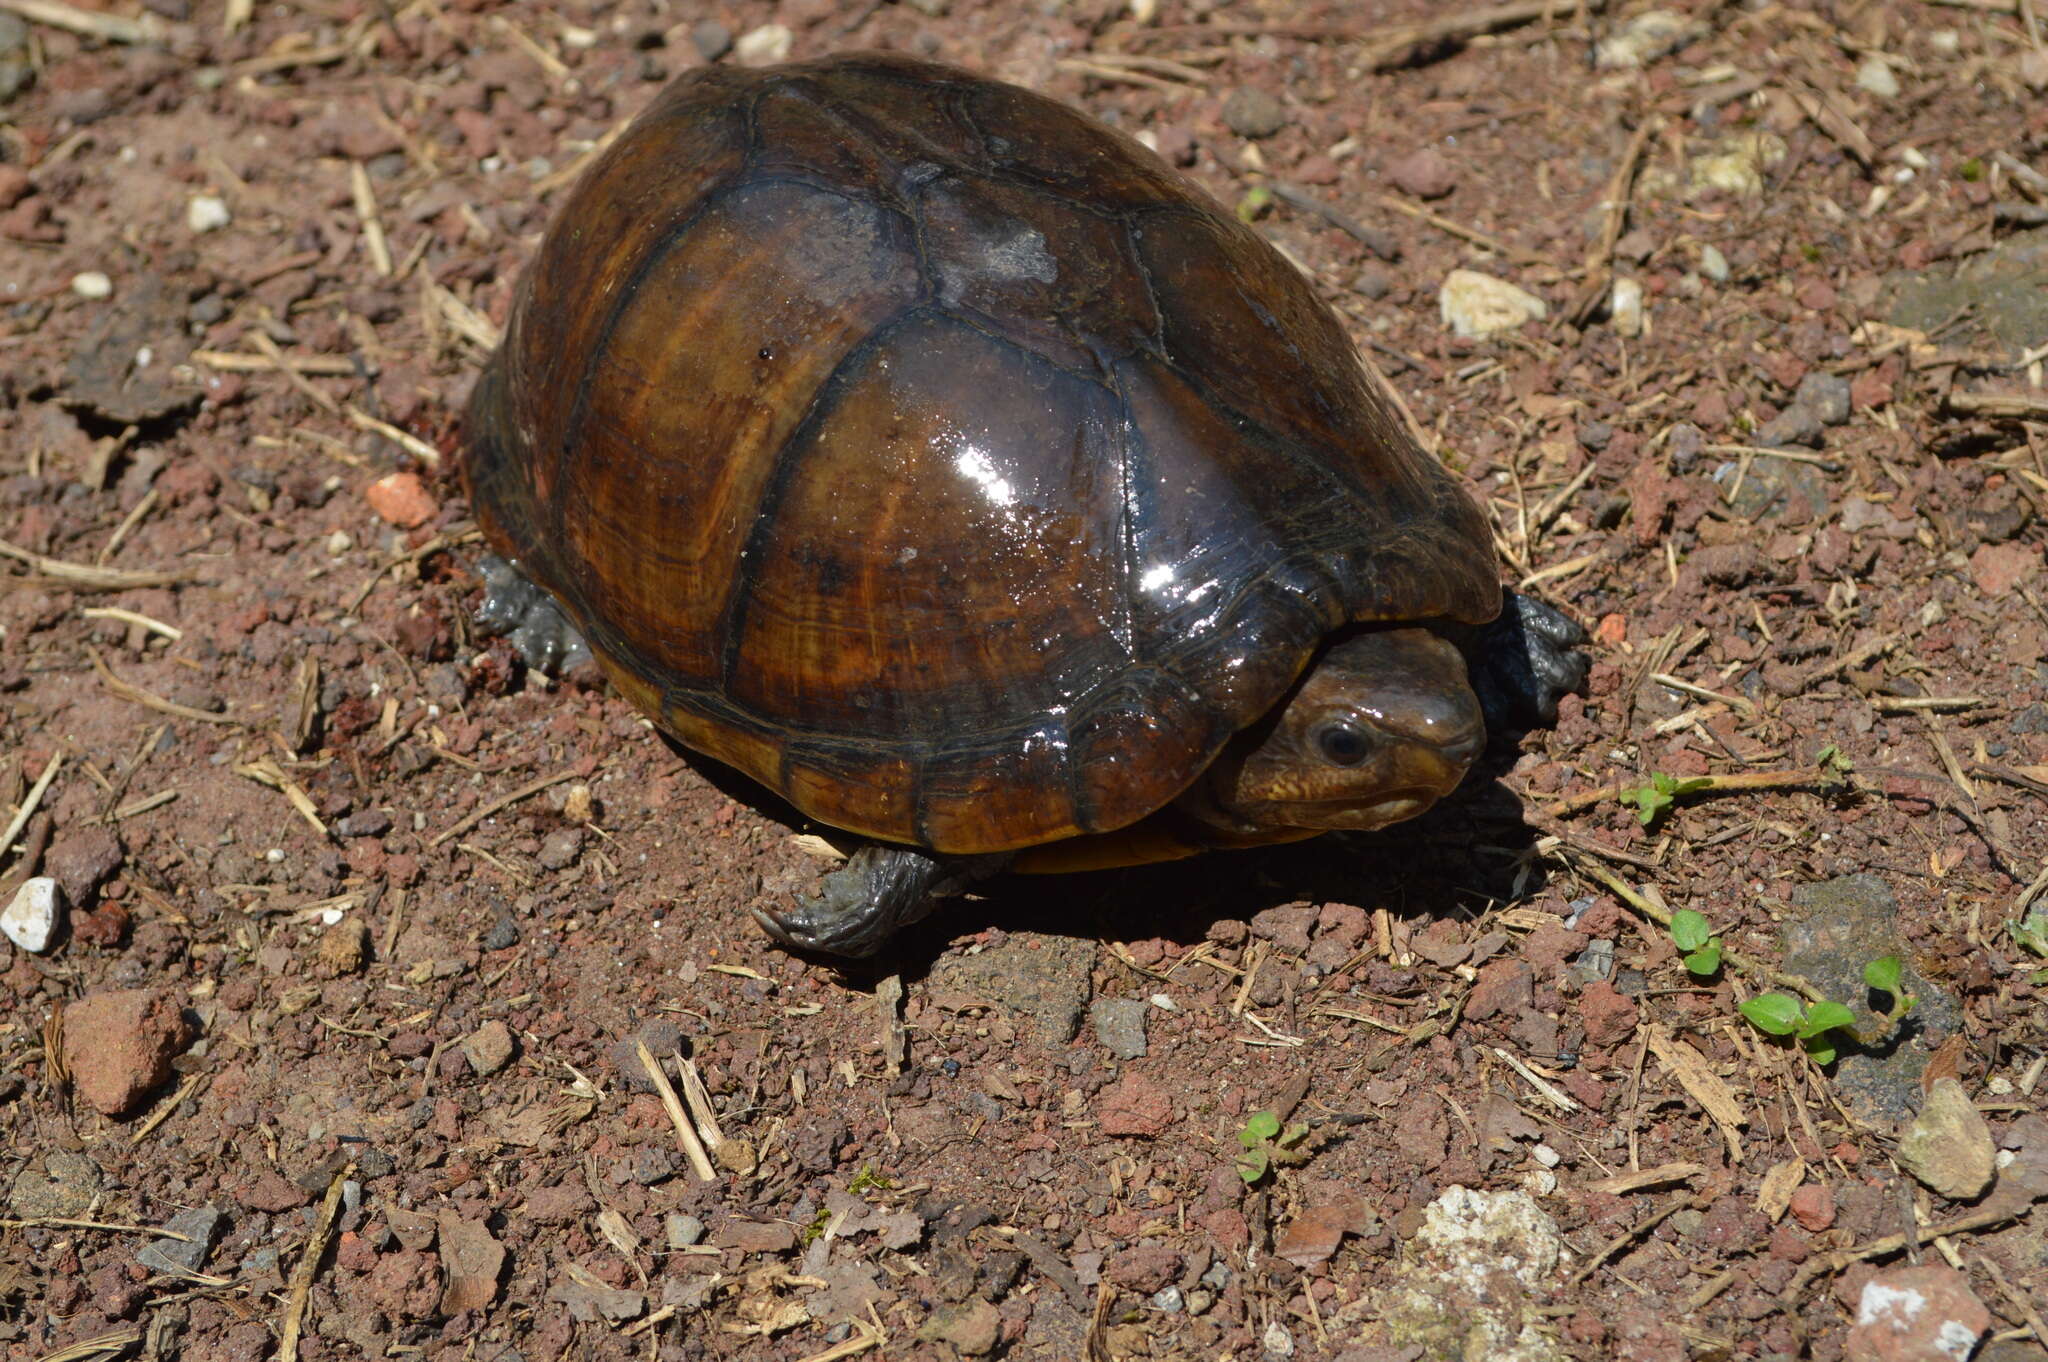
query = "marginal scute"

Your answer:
(464, 54), (1501, 856)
